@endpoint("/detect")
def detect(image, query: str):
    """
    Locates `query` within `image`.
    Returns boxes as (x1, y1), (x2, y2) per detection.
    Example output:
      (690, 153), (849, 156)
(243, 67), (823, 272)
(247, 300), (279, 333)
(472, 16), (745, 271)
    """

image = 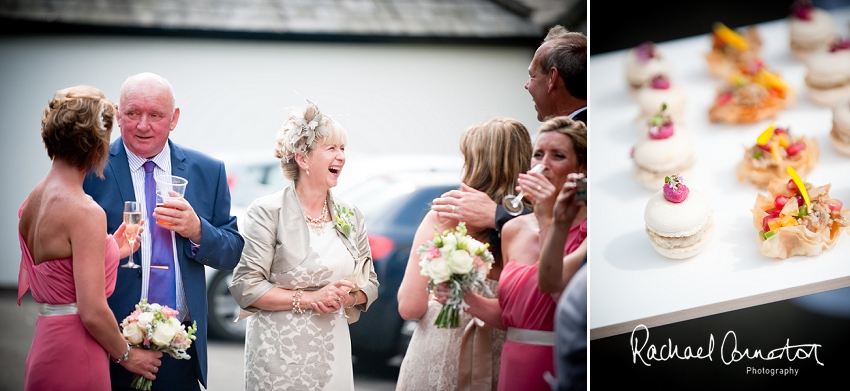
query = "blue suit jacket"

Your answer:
(83, 138), (244, 389)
